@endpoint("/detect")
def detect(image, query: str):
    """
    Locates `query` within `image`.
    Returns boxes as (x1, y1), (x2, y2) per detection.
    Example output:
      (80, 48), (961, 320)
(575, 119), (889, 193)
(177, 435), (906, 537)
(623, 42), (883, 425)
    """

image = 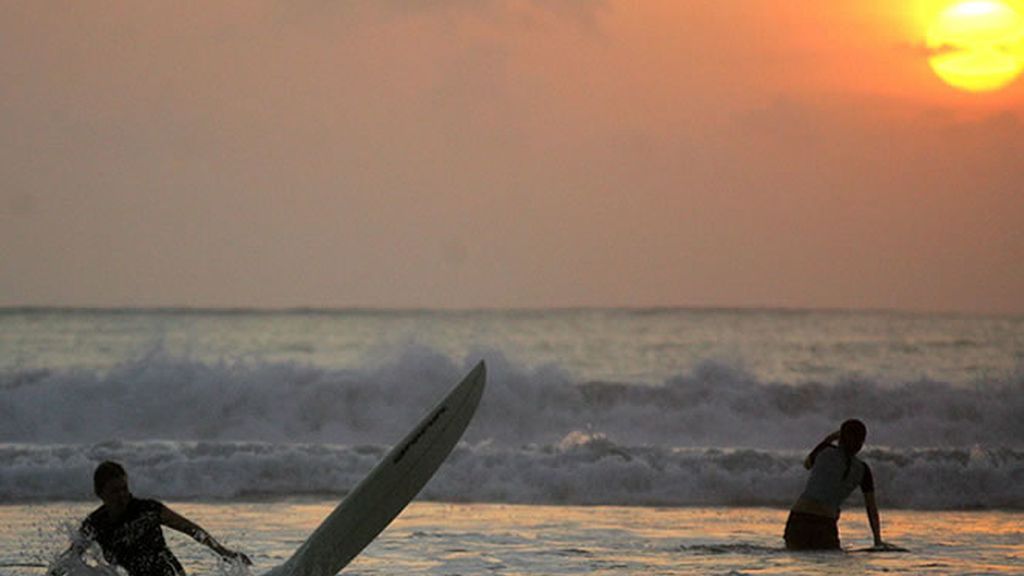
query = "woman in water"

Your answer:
(784, 419), (889, 550)
(67, 461), (250, 576)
